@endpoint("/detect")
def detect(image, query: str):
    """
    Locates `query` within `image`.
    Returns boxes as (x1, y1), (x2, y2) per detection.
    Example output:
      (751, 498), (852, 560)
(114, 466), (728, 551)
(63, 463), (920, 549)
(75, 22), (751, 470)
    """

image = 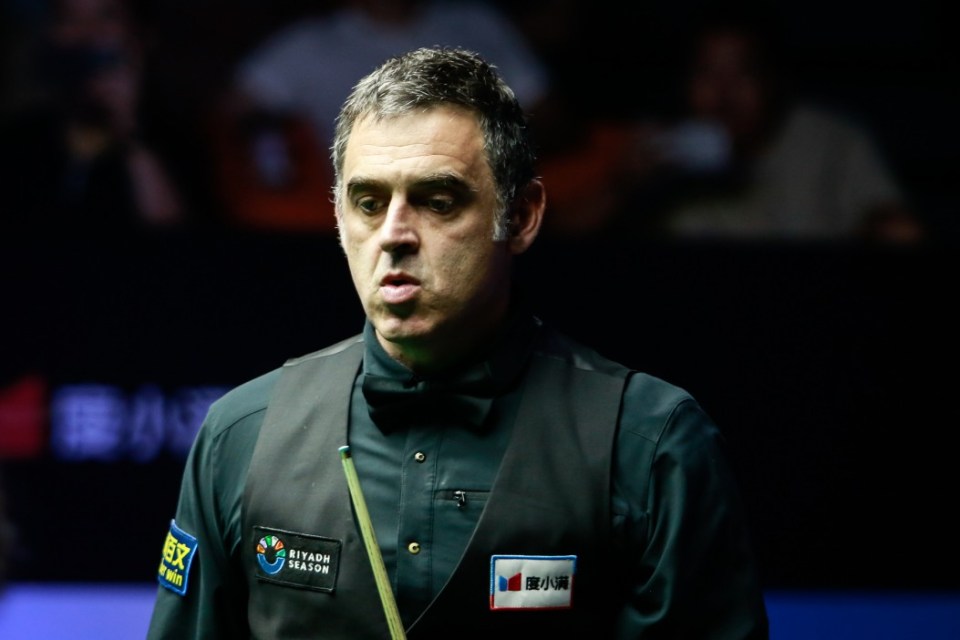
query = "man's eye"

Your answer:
(355, 197), (382, 214)
(425, 196), (456, 214)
